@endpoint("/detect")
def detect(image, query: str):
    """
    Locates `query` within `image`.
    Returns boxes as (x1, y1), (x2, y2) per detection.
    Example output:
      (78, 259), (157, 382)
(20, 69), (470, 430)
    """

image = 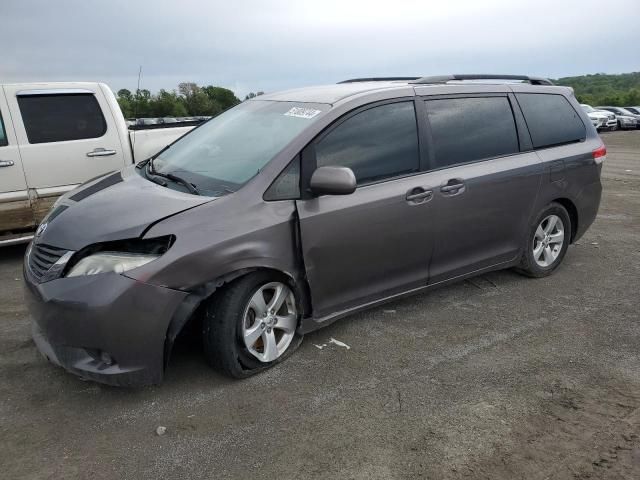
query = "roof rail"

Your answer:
(338, 77), (420, 84)
(409, 74), (554, 86)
